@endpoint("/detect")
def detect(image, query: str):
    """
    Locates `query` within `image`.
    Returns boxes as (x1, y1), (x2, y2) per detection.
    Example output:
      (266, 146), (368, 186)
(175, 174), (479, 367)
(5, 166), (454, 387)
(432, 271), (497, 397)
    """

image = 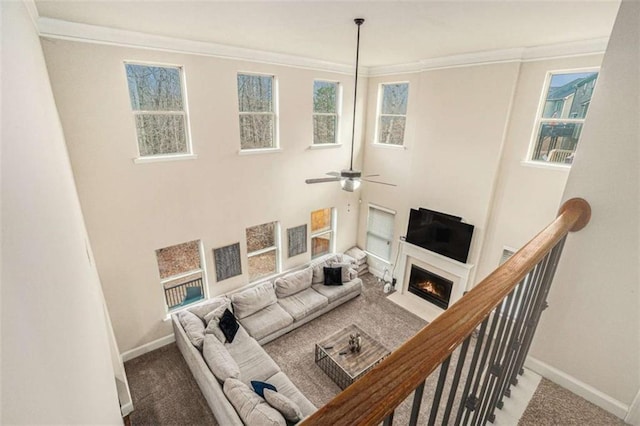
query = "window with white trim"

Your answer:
(246, 221), (280, 281)
(237, 73), (277, 150)
(366, 205), (395, 261)
(155, 240), (205, 311)
(313, 80), (339, 145)
(376, 82), (409, 146)
(125, 63), (191, 157)
(310, 207), (335, 258)
(529, 70), (599, 165)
